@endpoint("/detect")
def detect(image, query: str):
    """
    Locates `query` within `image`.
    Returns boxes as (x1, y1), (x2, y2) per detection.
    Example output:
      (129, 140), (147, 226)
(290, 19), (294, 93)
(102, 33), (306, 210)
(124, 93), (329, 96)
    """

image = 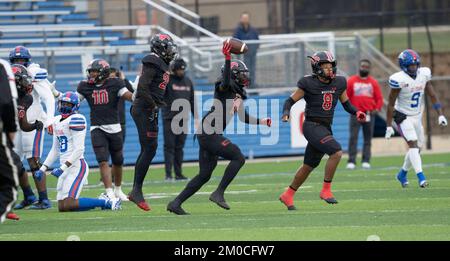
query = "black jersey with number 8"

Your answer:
(297, 75), (347, 122)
